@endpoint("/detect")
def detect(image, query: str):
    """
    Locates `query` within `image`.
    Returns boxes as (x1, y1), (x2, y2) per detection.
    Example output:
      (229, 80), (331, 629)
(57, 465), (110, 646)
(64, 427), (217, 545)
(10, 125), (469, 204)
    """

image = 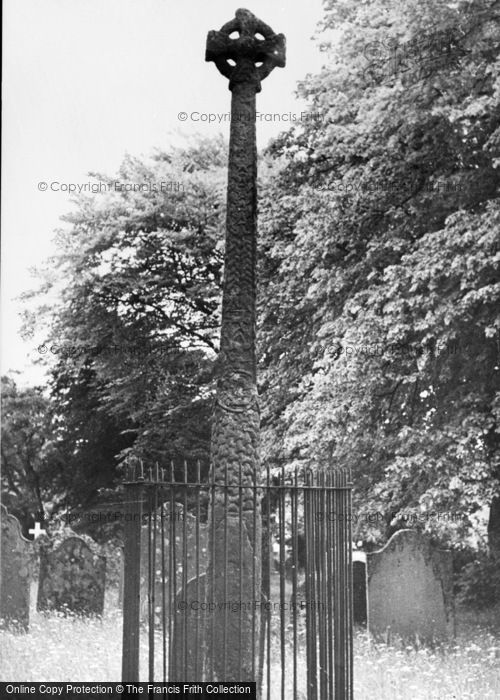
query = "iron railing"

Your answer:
(121, 462), (353, 699)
